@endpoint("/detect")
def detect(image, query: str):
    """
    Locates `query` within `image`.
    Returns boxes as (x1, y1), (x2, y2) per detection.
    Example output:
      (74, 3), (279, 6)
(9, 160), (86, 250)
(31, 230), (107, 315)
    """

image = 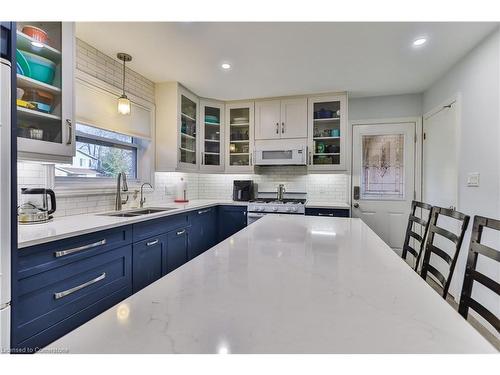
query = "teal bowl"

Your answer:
(20, 50), (56, 85)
